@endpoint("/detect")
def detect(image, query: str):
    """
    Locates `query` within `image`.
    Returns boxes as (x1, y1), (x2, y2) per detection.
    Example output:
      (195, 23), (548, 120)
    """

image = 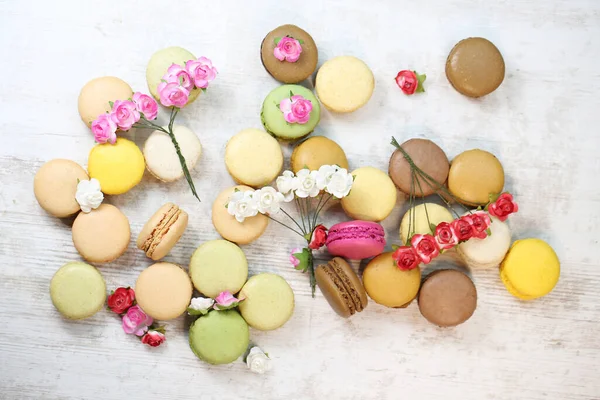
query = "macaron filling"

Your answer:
(140, 205), (181, 257)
